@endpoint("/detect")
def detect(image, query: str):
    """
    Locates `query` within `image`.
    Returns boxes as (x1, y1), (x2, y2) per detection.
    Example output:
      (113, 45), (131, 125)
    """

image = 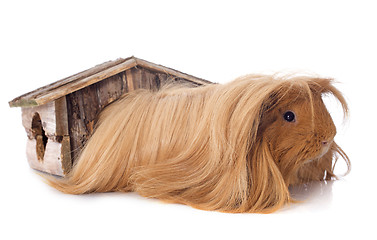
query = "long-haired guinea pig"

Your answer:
(45, 74), (350, 213)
